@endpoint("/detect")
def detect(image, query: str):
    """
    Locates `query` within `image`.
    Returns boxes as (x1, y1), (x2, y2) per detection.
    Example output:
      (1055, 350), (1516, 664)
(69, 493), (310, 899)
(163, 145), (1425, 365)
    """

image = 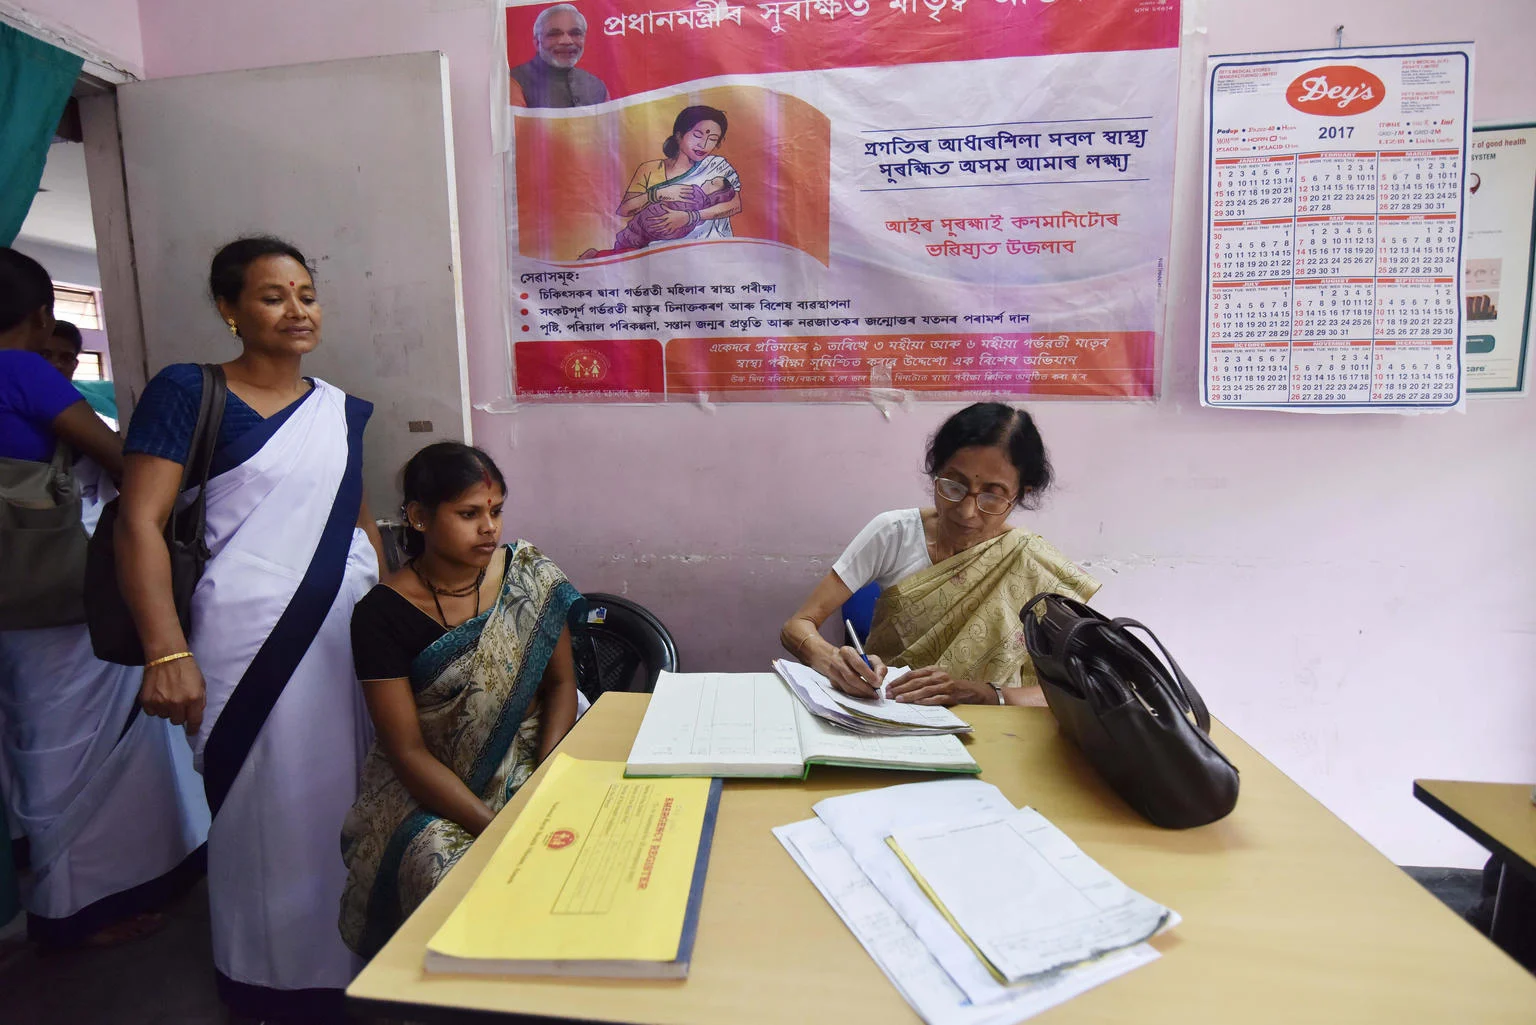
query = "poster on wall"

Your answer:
(1200, 42), (1473, 412)
(501, 0), (1180, 403)
(1462, 123), (1535, 395)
